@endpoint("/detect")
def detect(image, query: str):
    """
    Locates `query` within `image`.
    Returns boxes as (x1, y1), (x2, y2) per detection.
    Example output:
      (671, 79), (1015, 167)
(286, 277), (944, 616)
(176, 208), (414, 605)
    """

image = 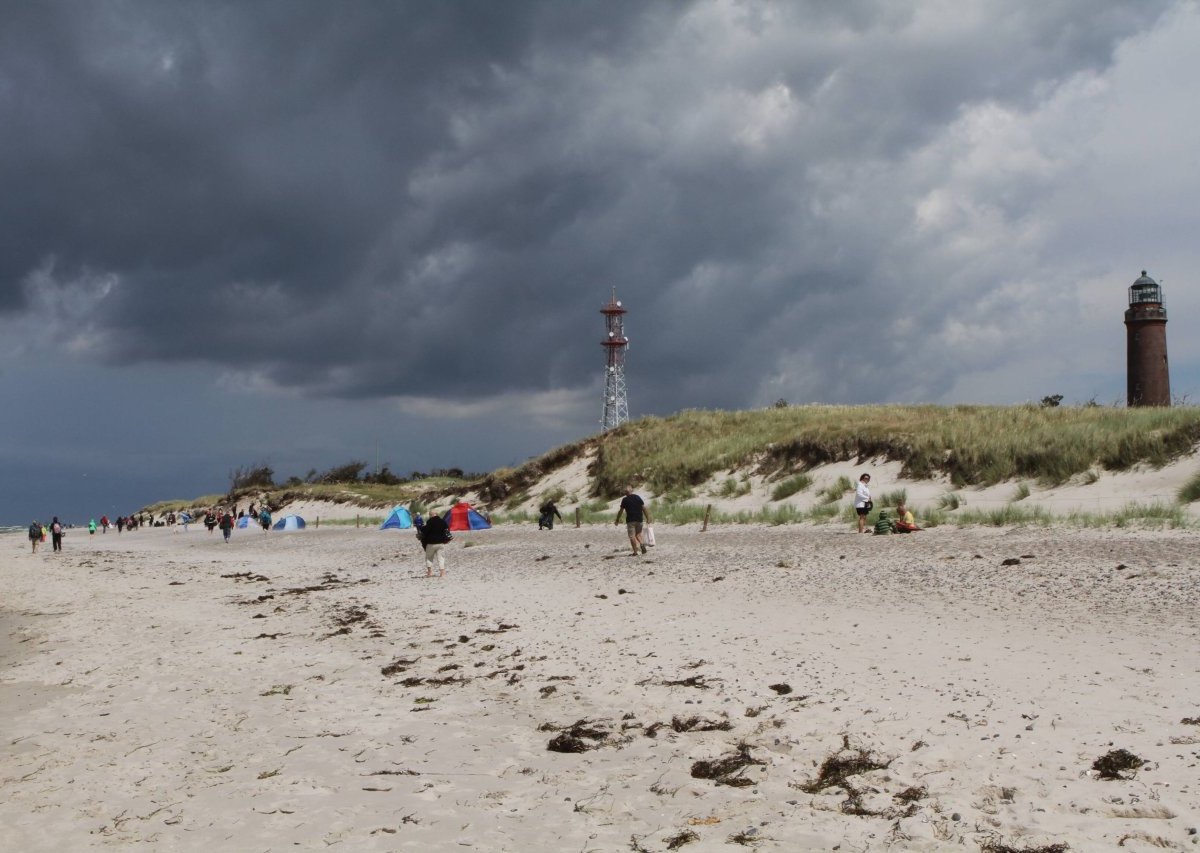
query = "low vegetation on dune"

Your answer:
(487, 404), (1200, 502)
(146, 405), (1200, 528)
